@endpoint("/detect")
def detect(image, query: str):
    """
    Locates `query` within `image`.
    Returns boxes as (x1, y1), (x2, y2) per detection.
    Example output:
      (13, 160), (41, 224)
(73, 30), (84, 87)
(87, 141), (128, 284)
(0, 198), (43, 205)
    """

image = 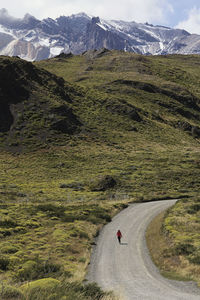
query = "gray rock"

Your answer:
(1, 11), (200, 60)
